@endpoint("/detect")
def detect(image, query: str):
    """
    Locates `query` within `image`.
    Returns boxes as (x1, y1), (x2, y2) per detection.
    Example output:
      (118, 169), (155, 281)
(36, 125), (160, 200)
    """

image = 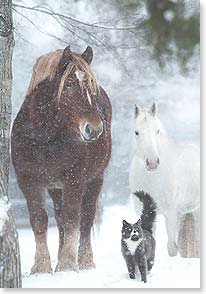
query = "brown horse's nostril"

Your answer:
(85, 123), (92, 135)
(83, 121), (103, 141)
(146, 158), (150, 166)
(84, 123), (96, 140)
(157, 157), (160, 165)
